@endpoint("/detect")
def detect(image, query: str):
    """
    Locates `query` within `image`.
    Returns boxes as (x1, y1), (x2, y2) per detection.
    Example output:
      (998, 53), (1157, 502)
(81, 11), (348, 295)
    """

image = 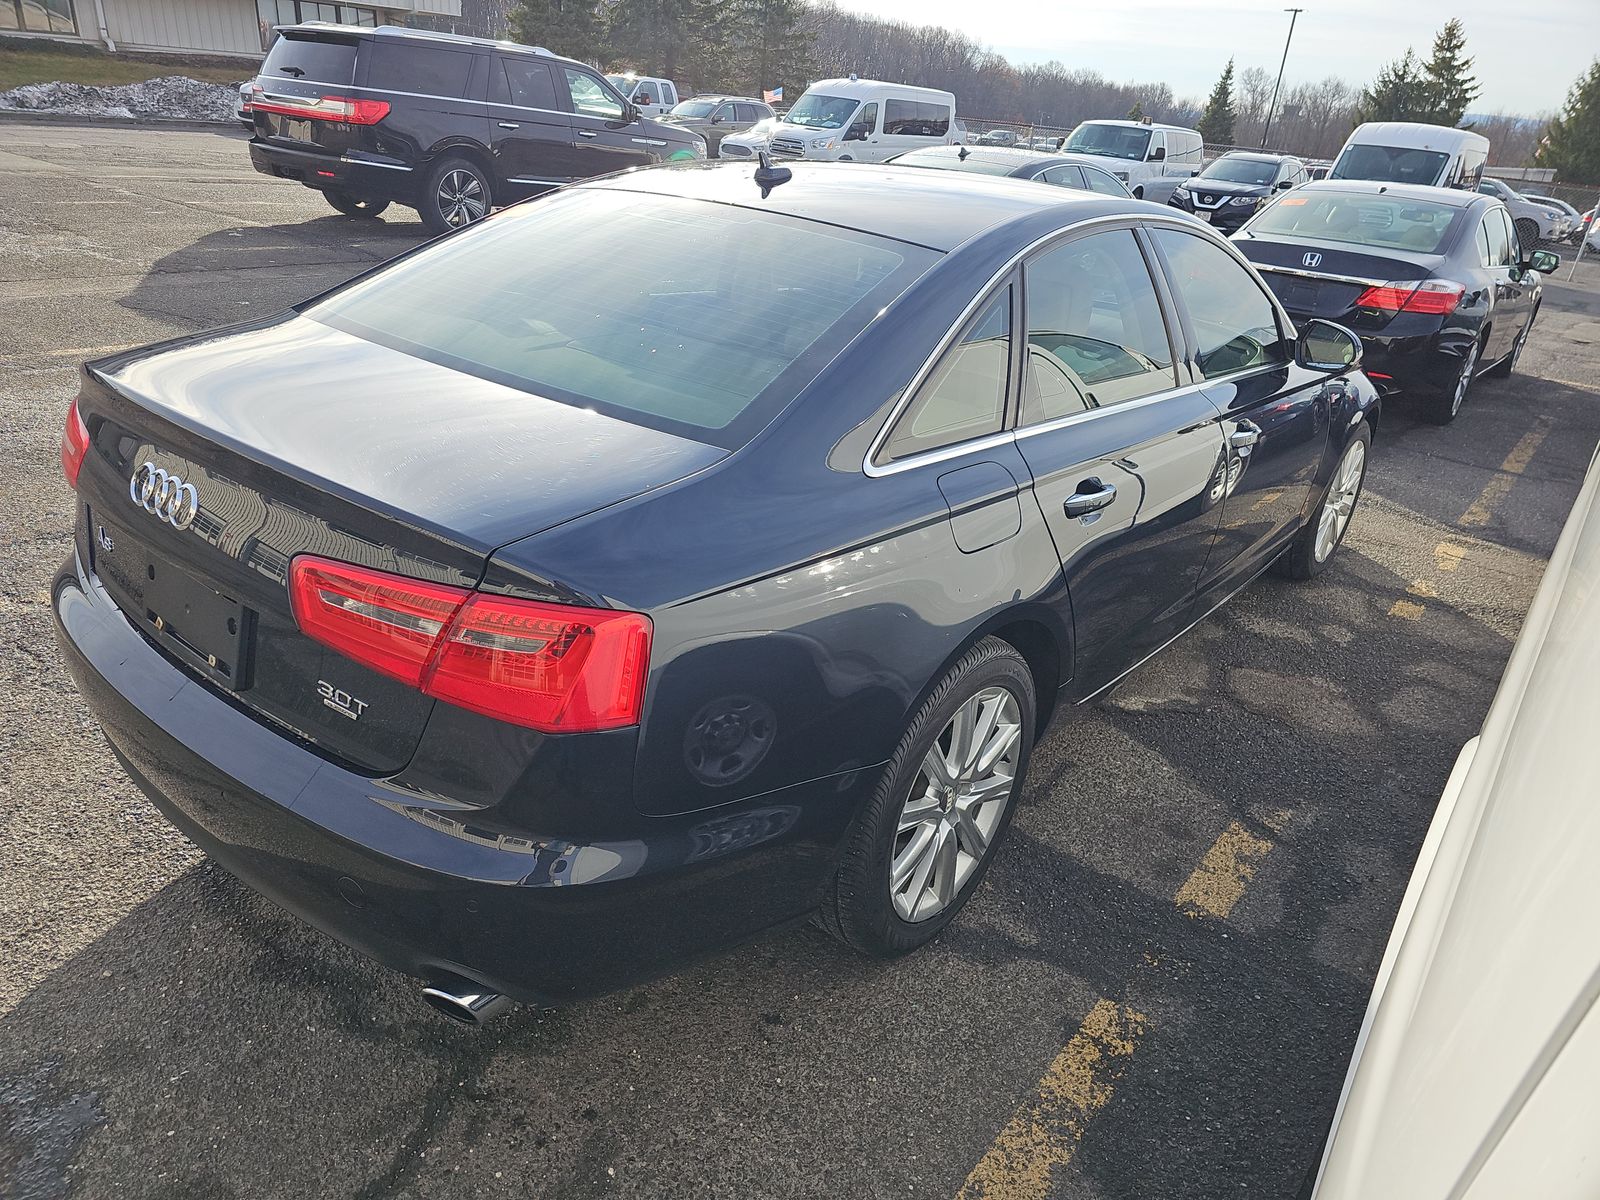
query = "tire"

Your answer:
(1275, 426), (1370, 580)
(1486, 304), (1537, 378)
(1421, 336), (1482, 425)
(1514, 218), (1540, 250)
(817, 636), (1036, 956)
(323, 190), (390, 218)
(419, 156), (492, 235)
